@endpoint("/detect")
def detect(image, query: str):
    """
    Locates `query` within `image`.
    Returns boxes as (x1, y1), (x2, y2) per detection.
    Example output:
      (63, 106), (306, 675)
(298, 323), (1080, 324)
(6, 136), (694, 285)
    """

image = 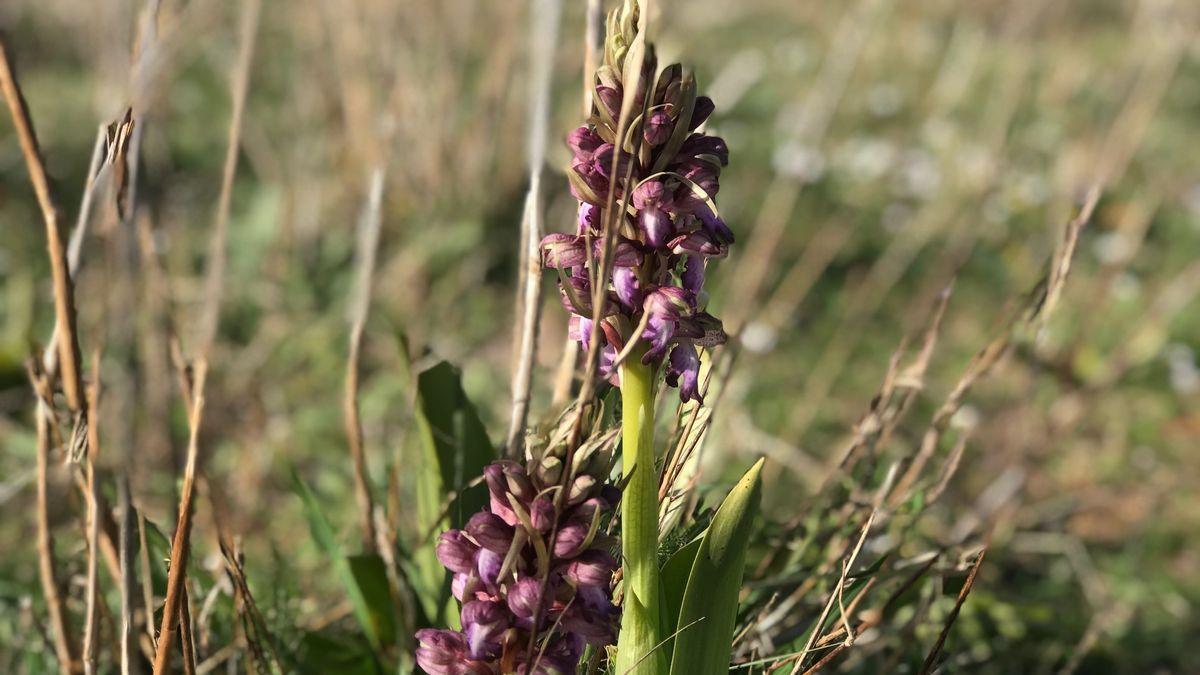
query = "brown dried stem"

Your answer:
(29, 364), (79, 675)
(83, 355), (103, 675)
(917, 547), (988, 675)
(0, 39), (87, 420)
(150, 360), (208, 675)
